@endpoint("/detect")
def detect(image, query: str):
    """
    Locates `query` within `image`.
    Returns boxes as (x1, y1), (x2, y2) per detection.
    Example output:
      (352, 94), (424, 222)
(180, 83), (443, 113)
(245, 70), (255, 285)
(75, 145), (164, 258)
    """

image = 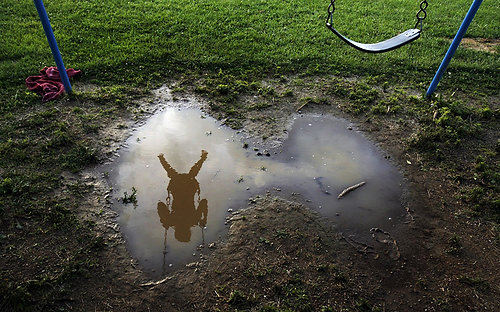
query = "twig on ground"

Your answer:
(296, 102), (307, 112)
(337, 181), (366, 199)
(140, 276), (173, 288)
